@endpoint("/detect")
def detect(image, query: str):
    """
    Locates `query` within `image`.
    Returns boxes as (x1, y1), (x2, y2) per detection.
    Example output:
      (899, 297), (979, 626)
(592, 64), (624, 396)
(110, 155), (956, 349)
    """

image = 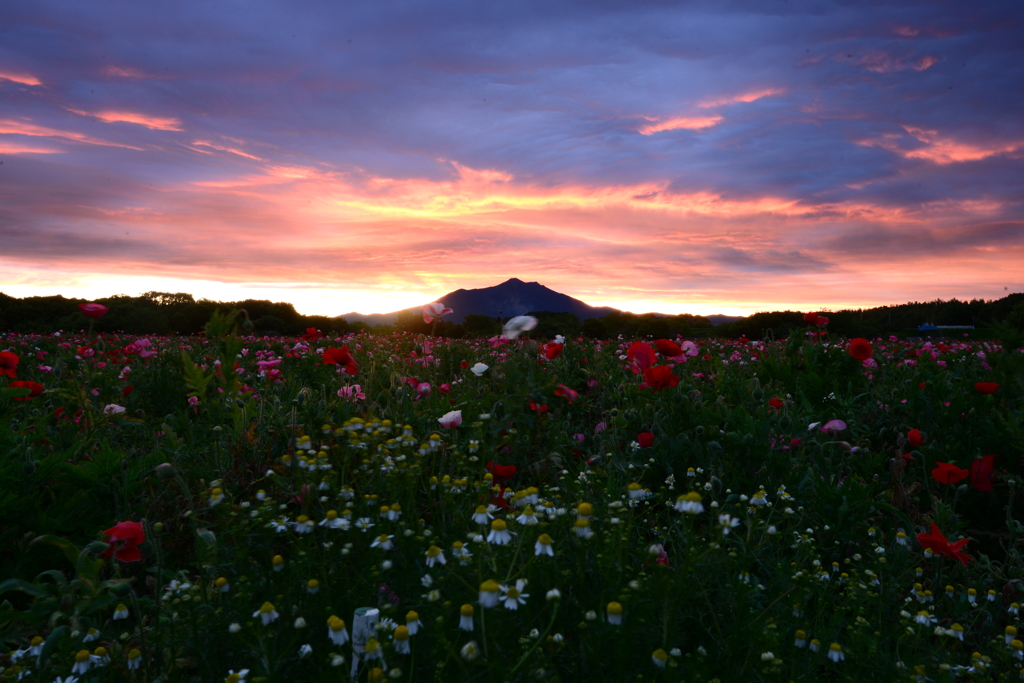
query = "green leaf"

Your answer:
(29, 535), (82, 568)
(34, 570), (68, 586)
(40, 624), (69, 662)
(0, 578), (48, 598)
